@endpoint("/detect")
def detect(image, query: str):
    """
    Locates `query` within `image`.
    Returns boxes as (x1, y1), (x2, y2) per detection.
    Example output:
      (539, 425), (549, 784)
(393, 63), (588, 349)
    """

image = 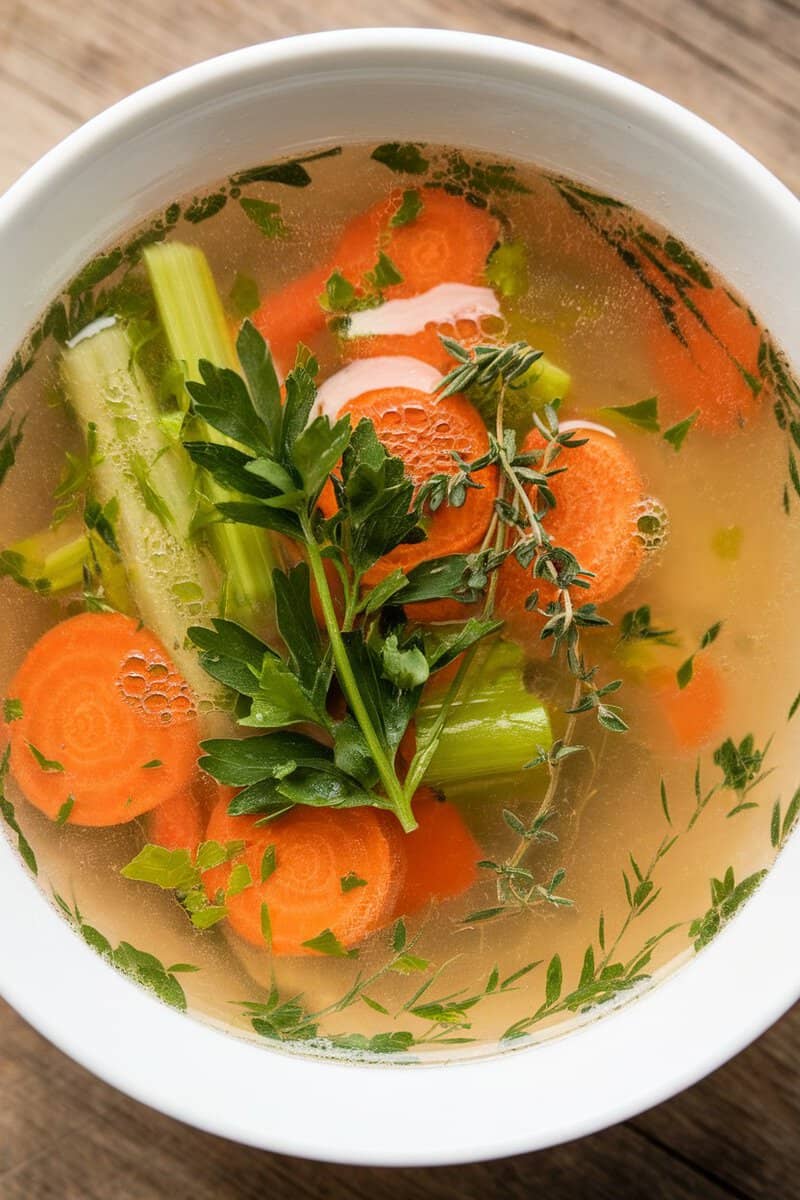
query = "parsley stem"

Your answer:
(300, 516), (416, 831)
(402, 645), (480, 798)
